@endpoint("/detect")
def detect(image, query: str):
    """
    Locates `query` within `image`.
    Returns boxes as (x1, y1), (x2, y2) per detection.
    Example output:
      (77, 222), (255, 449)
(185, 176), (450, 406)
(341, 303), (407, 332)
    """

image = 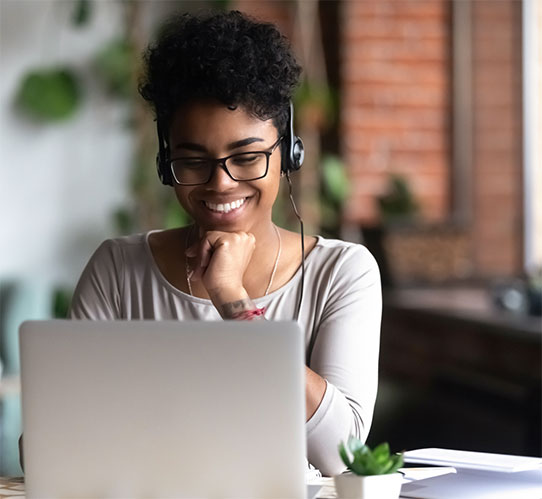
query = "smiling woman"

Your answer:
(67, 10), (382, 477)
